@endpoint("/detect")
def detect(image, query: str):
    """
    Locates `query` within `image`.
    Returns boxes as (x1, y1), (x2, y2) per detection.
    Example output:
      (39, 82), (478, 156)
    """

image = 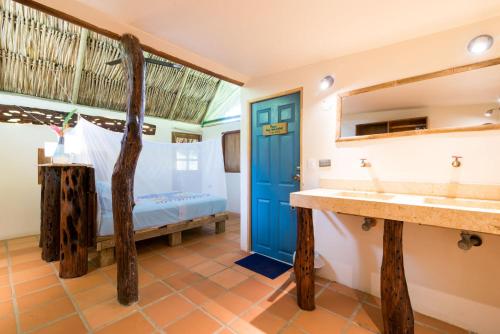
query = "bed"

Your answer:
(60, 119), (230, 267)
(94, 182), (228, 266)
